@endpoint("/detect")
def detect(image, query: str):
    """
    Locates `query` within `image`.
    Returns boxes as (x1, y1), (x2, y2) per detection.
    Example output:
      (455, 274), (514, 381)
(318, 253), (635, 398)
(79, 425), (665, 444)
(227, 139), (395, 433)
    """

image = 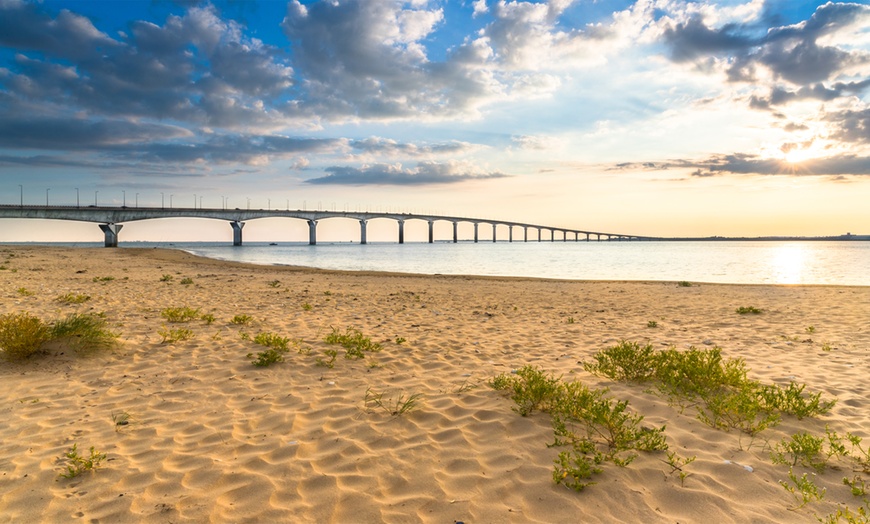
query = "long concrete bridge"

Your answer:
(0, 205), (657, 247)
